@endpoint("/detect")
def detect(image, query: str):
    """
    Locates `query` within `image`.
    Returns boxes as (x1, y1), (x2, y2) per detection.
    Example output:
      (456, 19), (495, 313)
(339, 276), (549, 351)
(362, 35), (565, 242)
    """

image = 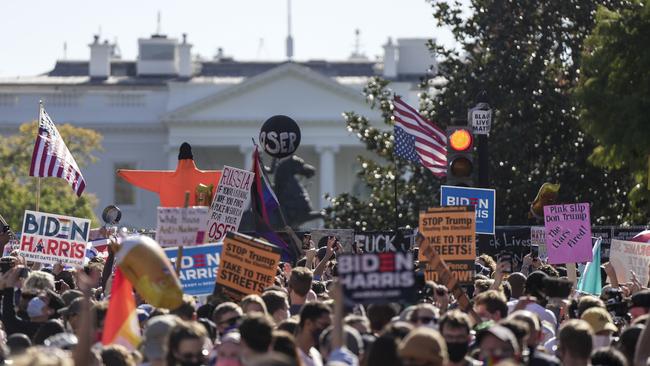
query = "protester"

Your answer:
(2, 207), (650, 366)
